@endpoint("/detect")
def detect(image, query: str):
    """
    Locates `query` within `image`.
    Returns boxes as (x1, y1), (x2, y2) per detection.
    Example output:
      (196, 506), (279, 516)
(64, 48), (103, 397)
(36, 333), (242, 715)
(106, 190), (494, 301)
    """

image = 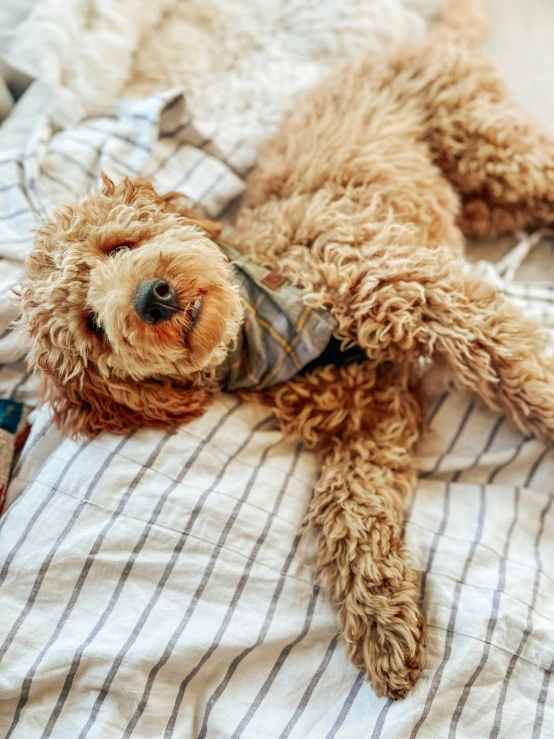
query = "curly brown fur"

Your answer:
(250, 362), (425, 698)
(234, 17), (554, 447)
(17, 0), (554, 700)
(17, 176), (241, 434)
